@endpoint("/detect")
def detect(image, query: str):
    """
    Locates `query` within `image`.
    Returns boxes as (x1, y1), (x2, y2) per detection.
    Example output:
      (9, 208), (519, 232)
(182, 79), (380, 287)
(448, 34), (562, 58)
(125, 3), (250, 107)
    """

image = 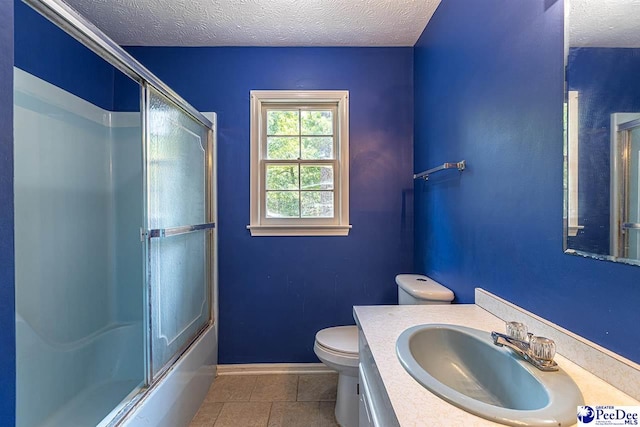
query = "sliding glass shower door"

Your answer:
(145, 86), (214, 380)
